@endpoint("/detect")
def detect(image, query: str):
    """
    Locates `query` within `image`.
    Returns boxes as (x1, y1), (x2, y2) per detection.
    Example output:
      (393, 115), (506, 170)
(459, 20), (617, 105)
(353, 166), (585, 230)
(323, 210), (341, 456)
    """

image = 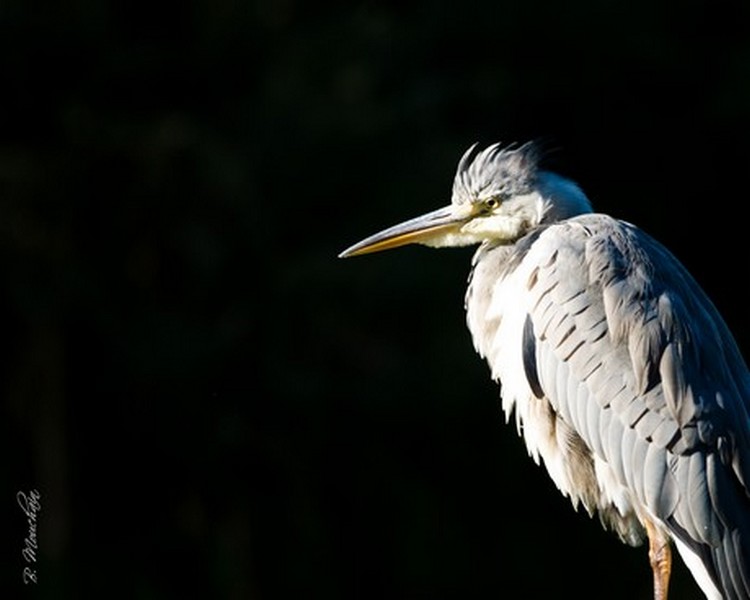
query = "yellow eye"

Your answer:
(483, 197), (500, 211)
